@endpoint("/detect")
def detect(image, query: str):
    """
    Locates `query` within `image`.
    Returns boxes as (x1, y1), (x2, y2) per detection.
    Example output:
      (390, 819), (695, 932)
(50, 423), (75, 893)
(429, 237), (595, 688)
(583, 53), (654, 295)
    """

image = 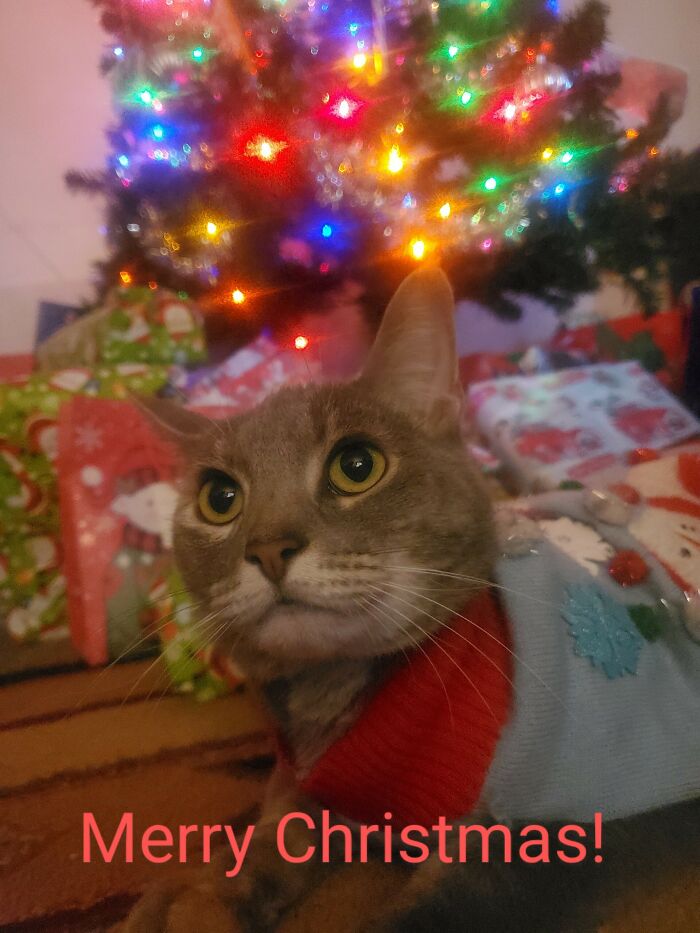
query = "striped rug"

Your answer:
(1, 662), (697, 932)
